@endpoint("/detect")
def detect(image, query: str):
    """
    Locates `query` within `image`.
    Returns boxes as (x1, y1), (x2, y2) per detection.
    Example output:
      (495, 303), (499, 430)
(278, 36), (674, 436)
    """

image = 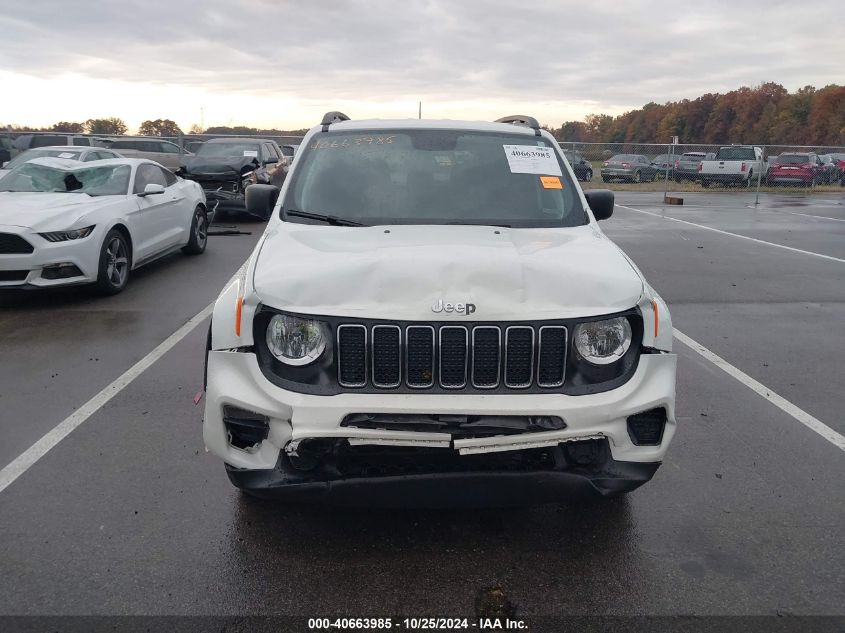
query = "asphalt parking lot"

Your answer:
(0, 193), (843, 621)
